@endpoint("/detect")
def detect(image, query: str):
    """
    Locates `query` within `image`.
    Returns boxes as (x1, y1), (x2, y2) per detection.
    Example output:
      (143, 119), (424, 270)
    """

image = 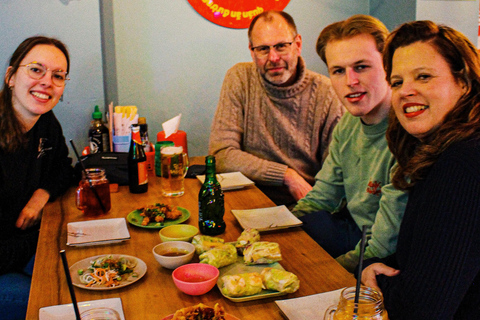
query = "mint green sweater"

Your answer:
(293, 113), (407, 272)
